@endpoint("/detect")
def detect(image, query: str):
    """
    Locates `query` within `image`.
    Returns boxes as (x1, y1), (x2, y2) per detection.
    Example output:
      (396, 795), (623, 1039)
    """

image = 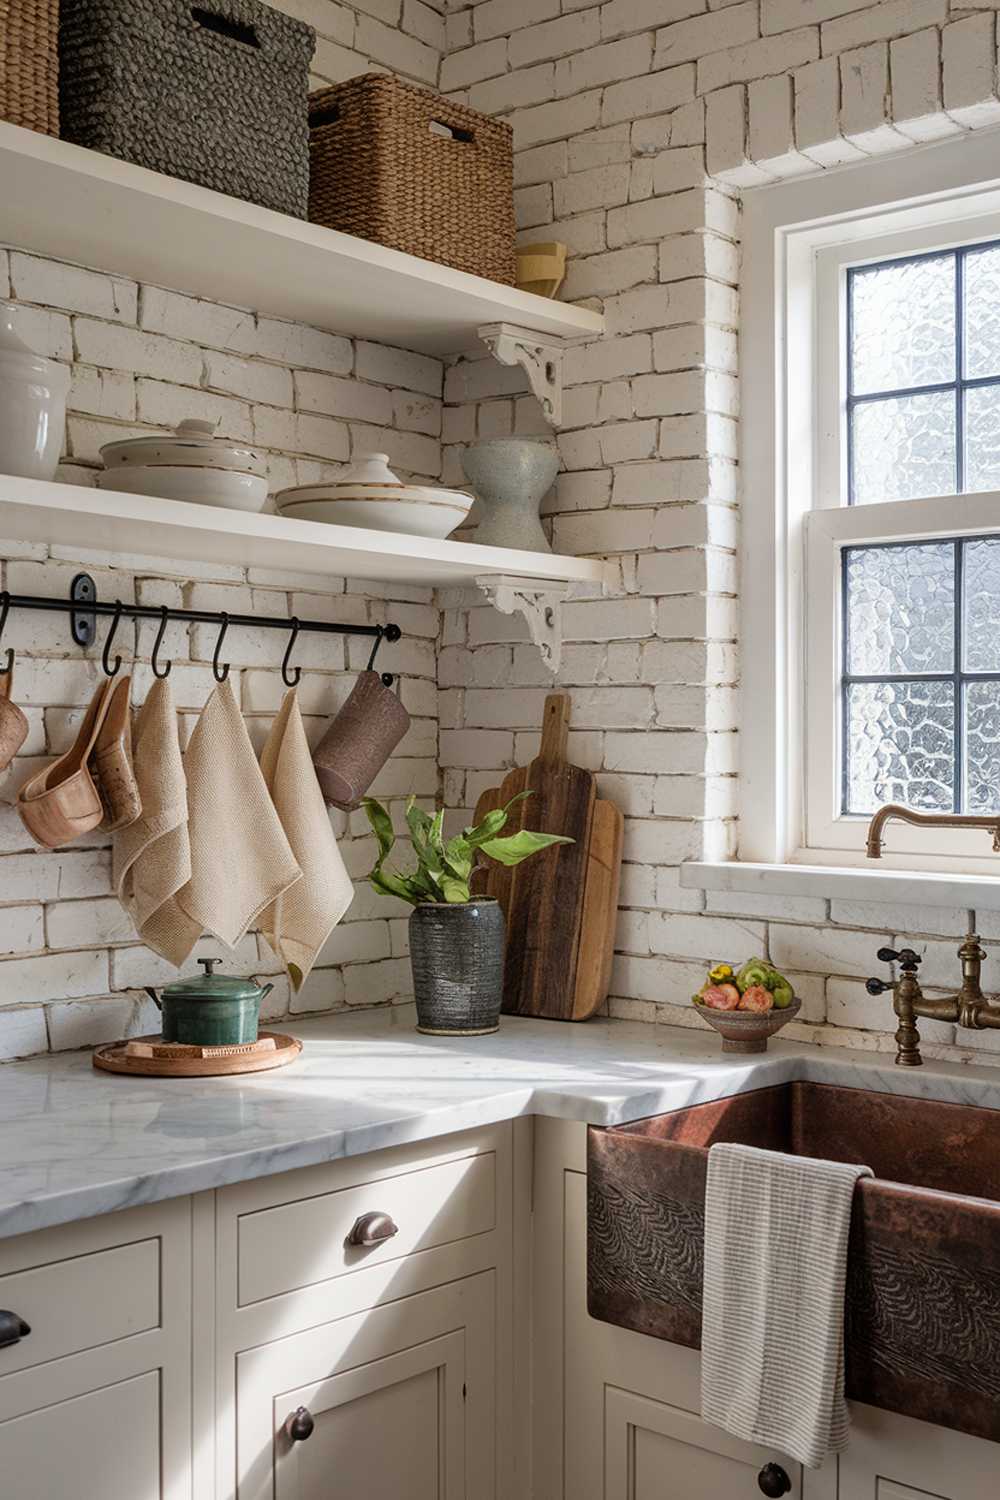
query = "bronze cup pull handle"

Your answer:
(0, 1310), (30, 1350)
(347, 1211), (399, 1248)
